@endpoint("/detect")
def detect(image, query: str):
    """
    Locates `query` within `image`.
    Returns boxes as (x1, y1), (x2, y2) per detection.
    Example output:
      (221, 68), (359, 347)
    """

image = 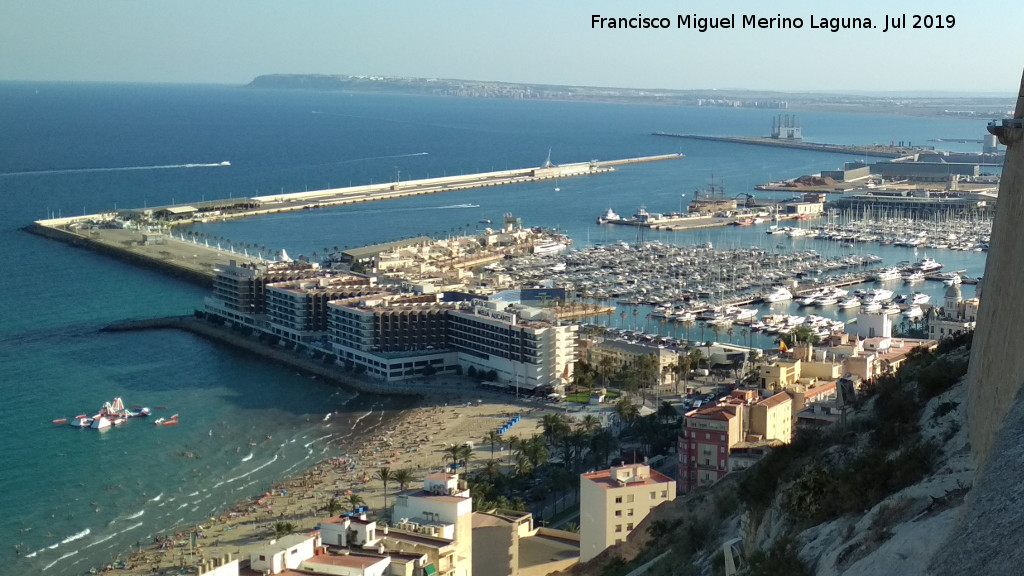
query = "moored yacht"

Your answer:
(903, 271), (925, 284)
(838, 297), (861, 309)
(763, 286), (794, 303)
(917, 257), (943, 272)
